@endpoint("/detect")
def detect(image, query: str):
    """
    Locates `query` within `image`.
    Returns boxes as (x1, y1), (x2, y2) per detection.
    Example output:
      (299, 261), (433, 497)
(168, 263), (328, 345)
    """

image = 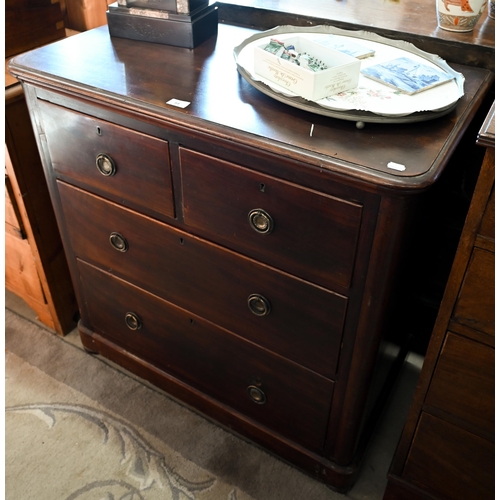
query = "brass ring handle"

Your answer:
(248, 294), (271, 316)
(248, 209), (274, 234)
(96, 153), (117, 176)
(247, 385), (267, 404)
(125, 312), (142, 330)
(109, 232), (128, 252)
